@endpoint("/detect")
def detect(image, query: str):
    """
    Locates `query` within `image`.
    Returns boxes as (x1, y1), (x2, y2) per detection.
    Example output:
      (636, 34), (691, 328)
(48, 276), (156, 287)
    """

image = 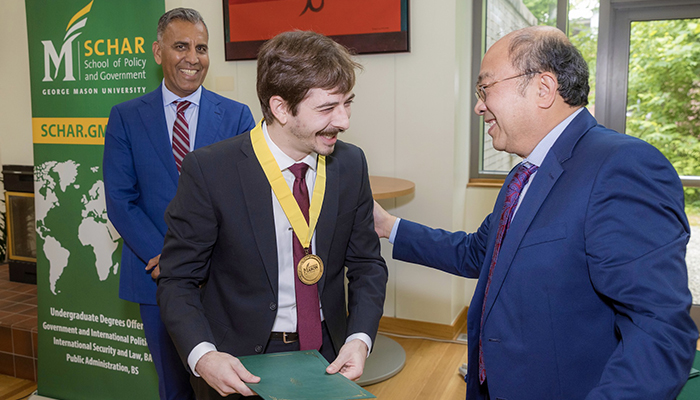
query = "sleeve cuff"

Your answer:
(389, 218), (402, 244)
(188, 341), (217, 377)
(346, 332), (373, 358)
